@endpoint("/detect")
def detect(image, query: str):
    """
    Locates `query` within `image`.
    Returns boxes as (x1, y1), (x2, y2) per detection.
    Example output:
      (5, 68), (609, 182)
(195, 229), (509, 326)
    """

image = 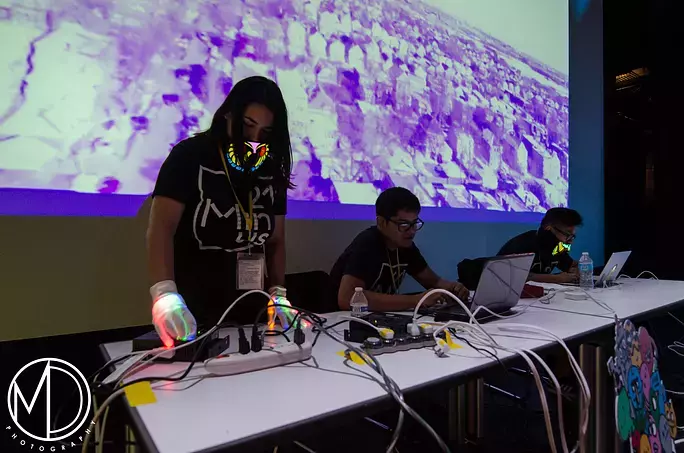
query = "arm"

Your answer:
(146, 196), (184, 285)
(413, 266), (451, 290)
(413, 266), (470, 301)
(266, 215), (286, 288)
(338, 274), (419, 311)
